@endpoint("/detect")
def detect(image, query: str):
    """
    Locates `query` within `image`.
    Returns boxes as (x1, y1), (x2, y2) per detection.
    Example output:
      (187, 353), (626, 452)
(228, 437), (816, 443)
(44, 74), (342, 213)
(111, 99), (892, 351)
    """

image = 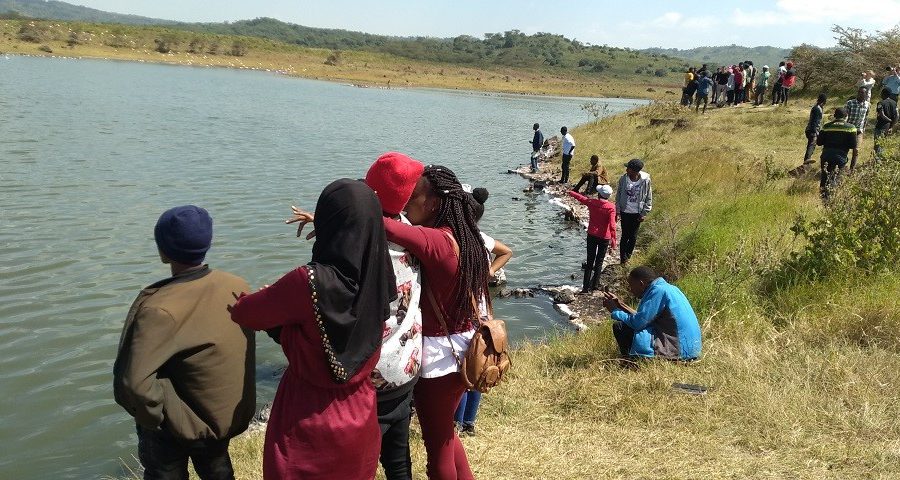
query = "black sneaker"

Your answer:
(462, 424), (476, 437)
